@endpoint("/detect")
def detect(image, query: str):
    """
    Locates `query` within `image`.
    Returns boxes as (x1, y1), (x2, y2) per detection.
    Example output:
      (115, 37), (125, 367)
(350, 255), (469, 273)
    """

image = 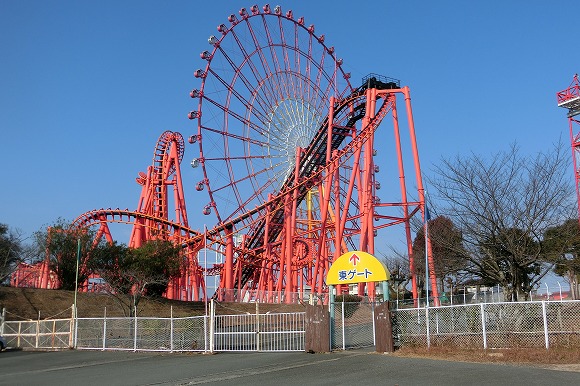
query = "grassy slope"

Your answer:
(0, 286), (303, 320)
